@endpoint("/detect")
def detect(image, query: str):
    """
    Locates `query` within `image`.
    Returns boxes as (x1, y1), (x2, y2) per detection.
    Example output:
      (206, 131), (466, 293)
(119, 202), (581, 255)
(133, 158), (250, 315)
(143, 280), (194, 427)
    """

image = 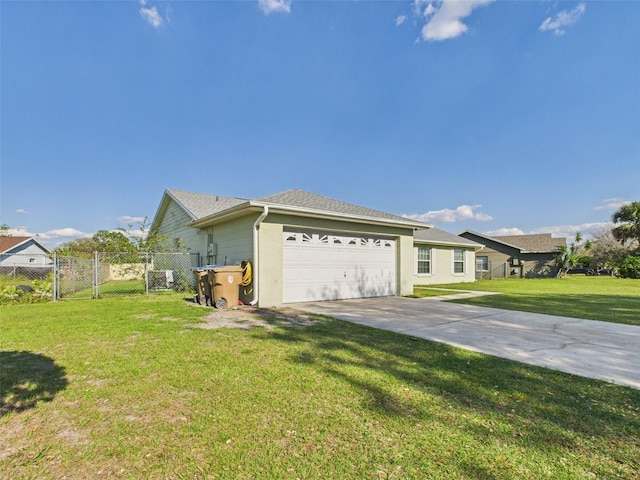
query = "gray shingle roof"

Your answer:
(492, 233), (566, 253)
(253, 189), (417, 224)
(167, 189), (247, 220)
(414, 228), (482, 248)
(163, 188), (429, 229)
